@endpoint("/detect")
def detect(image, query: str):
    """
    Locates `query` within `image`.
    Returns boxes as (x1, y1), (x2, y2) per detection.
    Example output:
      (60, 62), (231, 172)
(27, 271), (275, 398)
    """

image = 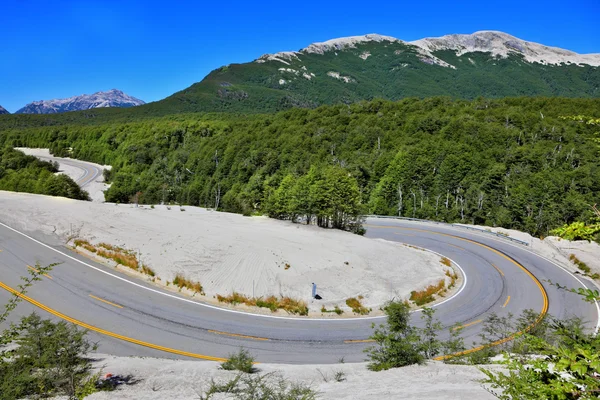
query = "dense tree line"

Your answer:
(0, 97), (598, 235)
(0, 147), (89, 200)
